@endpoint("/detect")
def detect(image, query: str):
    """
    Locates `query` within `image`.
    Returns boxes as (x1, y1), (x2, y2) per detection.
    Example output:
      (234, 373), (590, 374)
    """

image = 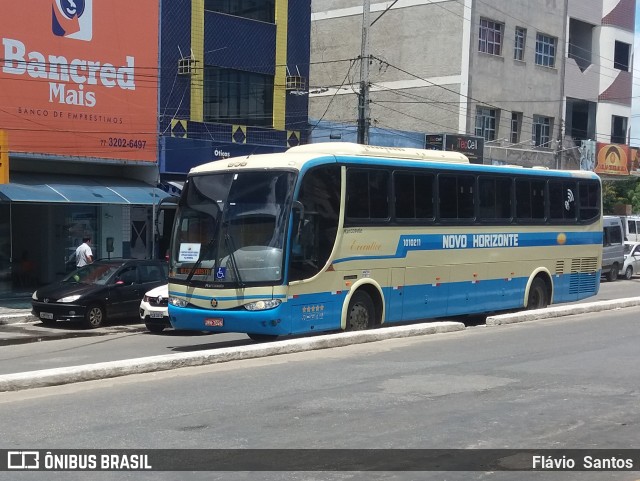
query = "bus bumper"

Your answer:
(168, 303), (290, 335)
